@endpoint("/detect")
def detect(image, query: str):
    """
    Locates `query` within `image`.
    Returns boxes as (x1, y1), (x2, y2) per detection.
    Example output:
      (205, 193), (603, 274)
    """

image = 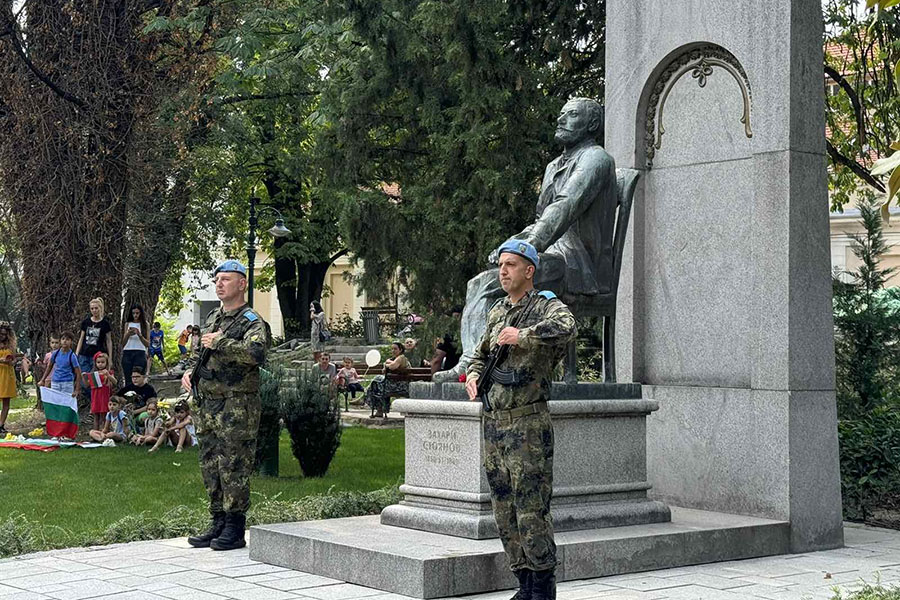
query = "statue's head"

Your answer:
(555, 98), (604, 148)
